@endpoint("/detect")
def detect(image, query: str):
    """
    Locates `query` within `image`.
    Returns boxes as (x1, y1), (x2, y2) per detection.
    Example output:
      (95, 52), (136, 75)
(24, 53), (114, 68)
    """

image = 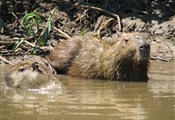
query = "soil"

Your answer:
(0, 0), (175, 63)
